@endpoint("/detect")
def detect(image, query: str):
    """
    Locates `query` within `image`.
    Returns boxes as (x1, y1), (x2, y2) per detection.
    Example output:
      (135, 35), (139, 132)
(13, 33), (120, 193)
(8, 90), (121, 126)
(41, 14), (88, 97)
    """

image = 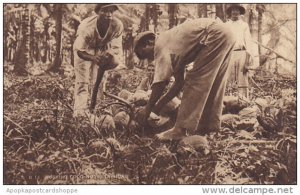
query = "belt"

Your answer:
(234, 48), (246, 51)
(234, 46), (246, 51)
